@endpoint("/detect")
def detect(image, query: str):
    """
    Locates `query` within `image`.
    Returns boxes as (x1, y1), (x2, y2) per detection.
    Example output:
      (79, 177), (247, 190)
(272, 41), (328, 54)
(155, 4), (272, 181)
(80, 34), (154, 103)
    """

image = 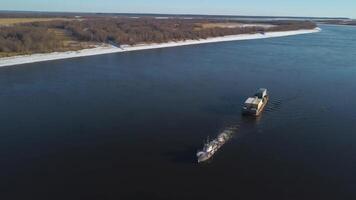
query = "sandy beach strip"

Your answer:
(0, 28), (321, 67)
